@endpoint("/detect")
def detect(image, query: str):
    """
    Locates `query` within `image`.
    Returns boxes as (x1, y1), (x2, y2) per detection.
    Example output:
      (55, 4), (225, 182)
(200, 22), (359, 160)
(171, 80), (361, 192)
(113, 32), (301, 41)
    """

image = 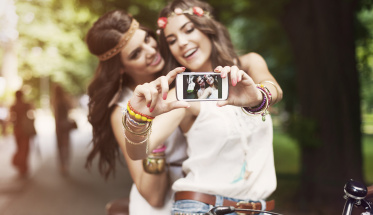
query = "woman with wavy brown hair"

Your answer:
(85, 10), (187, 214)
(124, 0), (283, 214)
